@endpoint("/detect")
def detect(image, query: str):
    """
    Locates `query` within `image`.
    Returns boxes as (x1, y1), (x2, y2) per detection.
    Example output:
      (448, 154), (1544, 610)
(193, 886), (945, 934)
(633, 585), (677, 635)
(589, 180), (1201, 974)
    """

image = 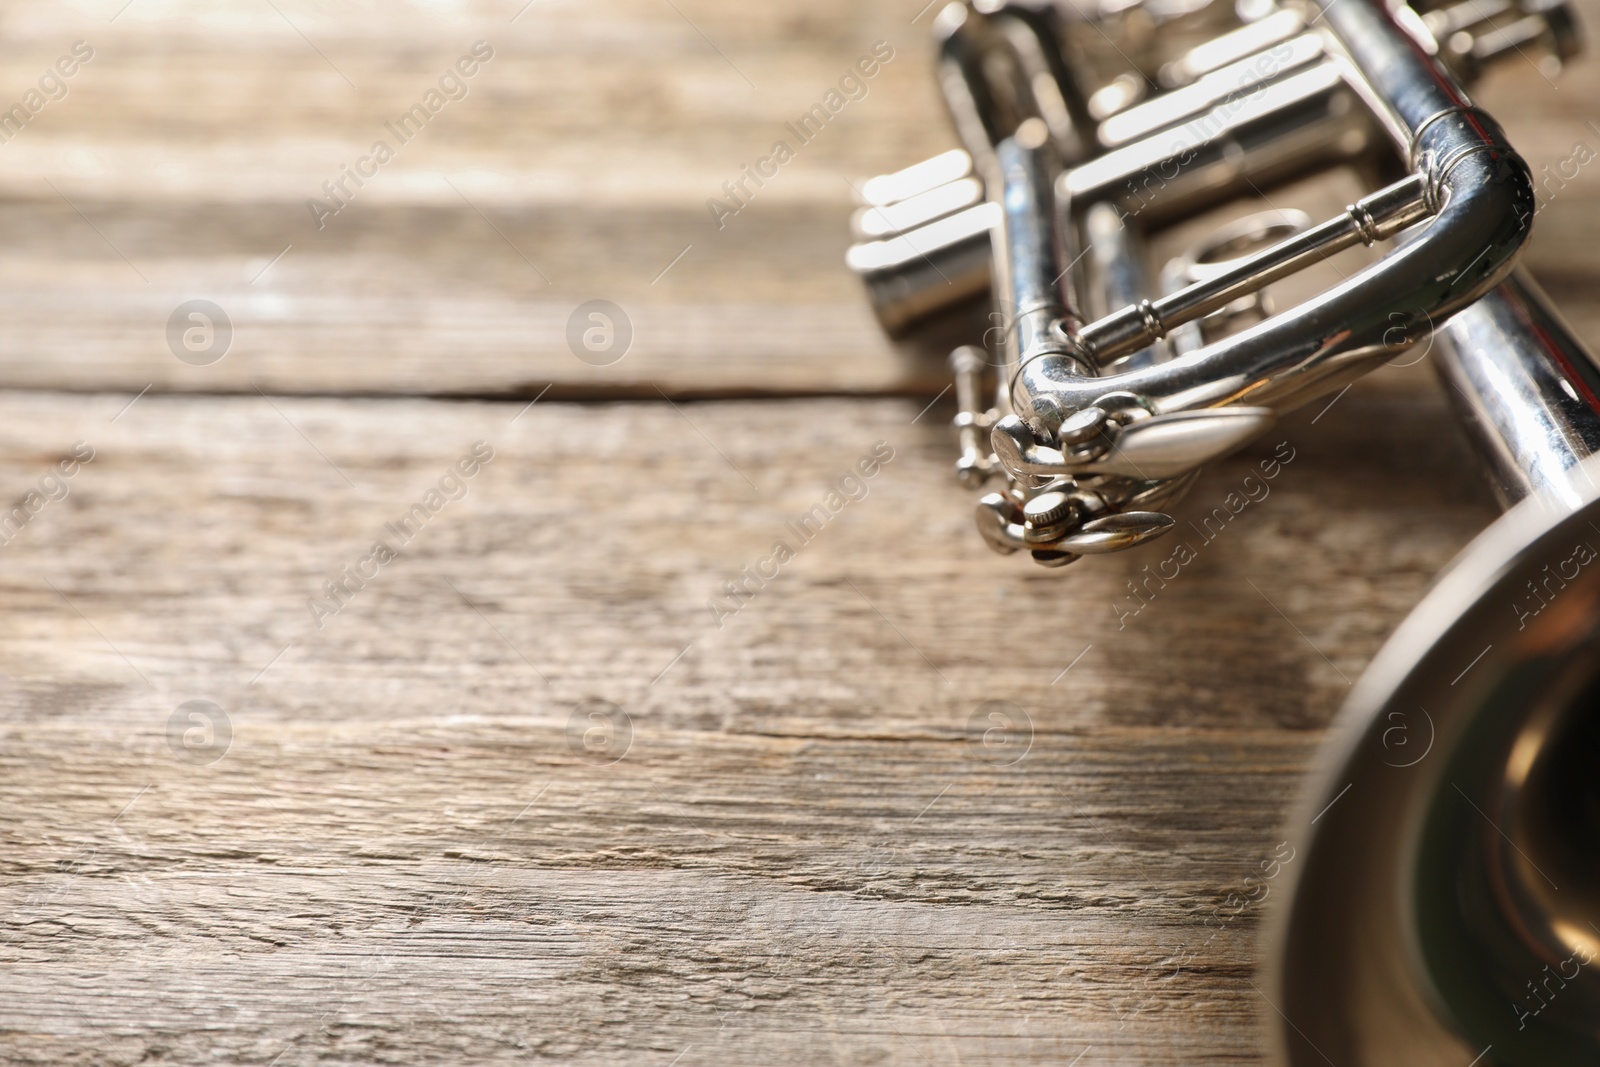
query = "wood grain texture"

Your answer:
(0, 0), (1589, 396)
(0, 378), (1496, 1064)
(0, 0), (1594, 1062)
